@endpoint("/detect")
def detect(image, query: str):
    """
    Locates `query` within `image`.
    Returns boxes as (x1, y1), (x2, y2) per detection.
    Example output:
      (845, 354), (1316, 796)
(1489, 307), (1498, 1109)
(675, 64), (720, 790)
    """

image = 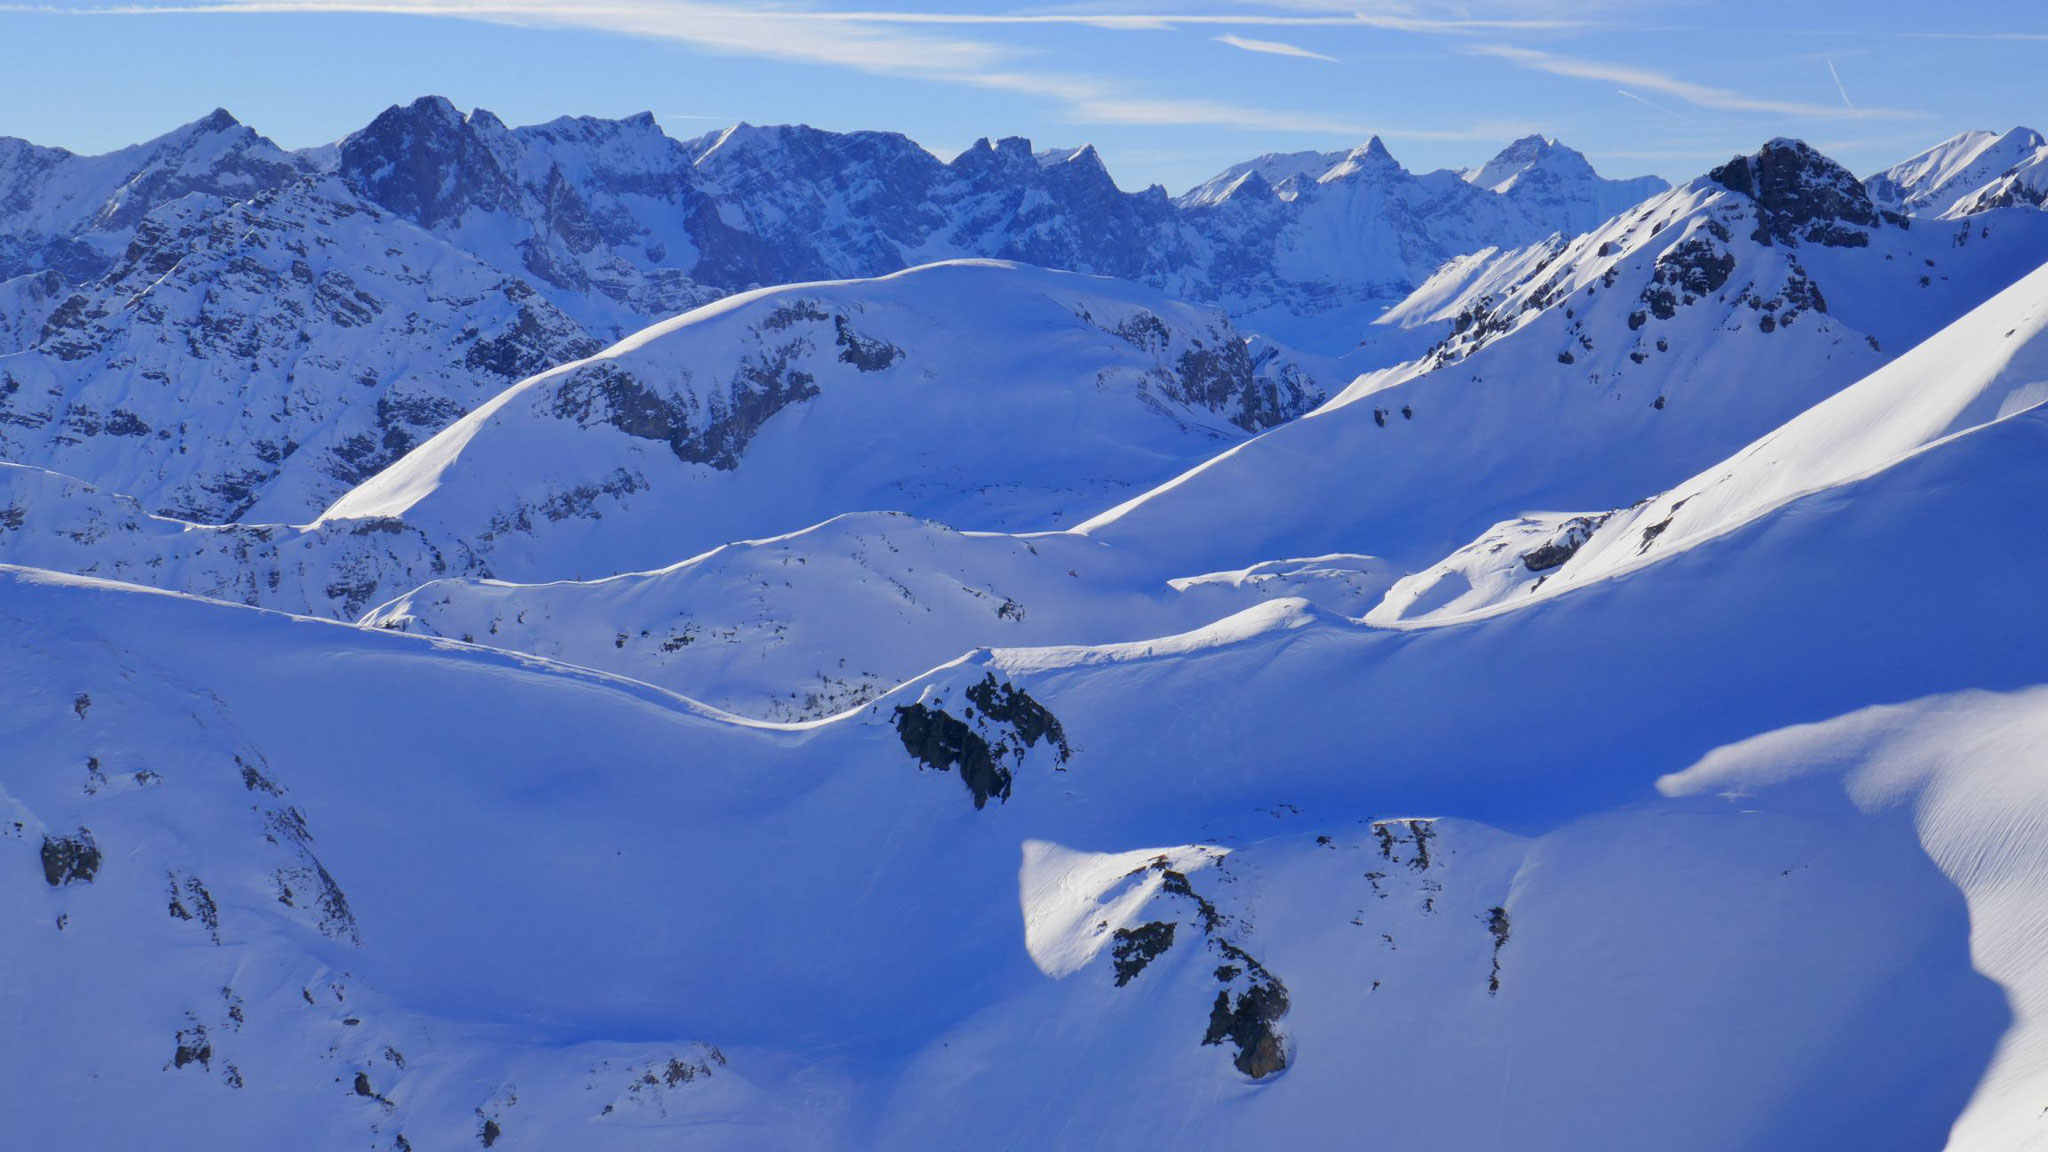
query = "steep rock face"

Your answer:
(0, 178), (599, 522)
(680, 125), (1198, 304)
(320, 260), (1336, 582)
(1707, 138), (1899, 247)
(0, 269), (66, 353)
(337, 97), (722, 331)
(339, 96), (519, 231)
